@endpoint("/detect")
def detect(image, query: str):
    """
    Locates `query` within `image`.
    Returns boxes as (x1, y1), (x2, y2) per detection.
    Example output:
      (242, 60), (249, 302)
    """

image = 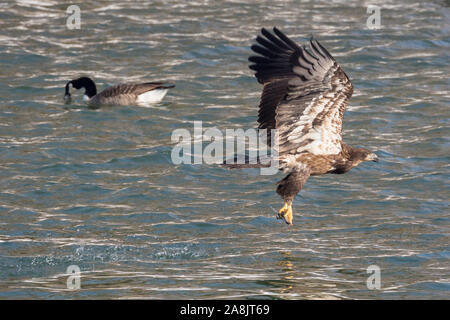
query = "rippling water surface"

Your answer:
(0, 0), (449, 299)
